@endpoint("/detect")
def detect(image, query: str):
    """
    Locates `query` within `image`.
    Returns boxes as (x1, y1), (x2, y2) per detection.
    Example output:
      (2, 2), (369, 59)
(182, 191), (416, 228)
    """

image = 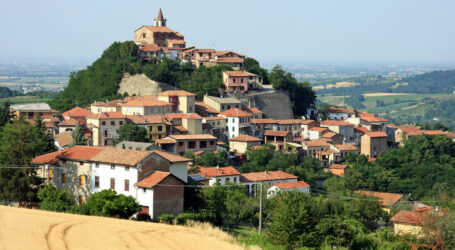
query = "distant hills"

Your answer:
(399, 69), (455, 94)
